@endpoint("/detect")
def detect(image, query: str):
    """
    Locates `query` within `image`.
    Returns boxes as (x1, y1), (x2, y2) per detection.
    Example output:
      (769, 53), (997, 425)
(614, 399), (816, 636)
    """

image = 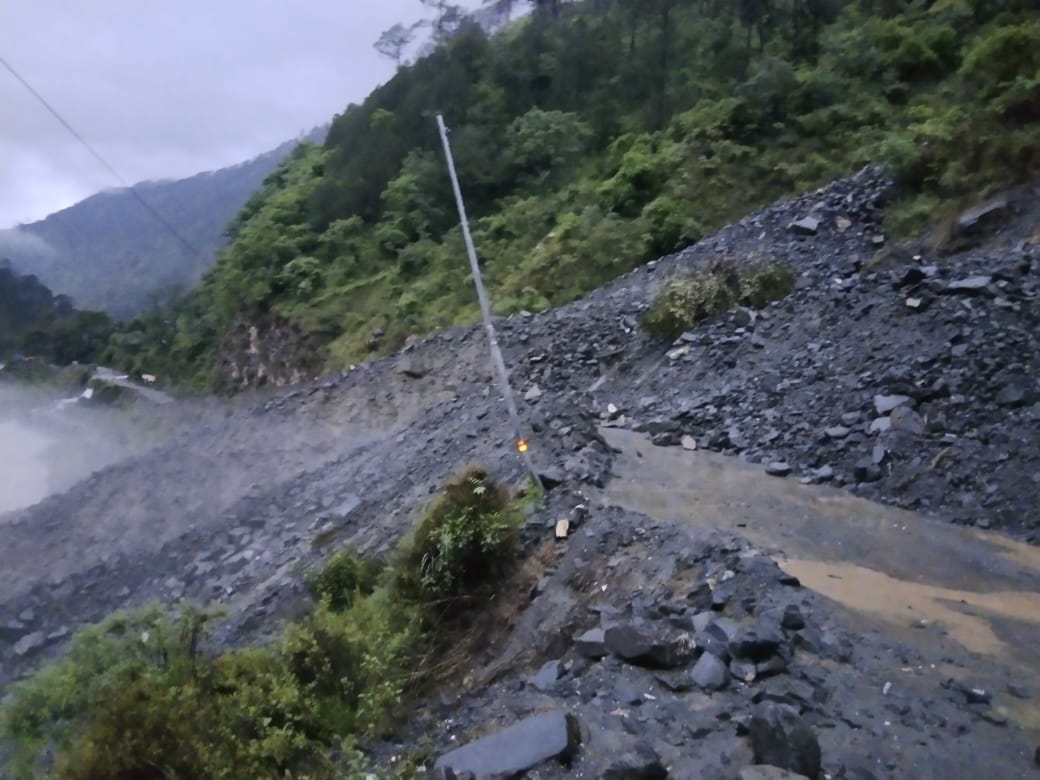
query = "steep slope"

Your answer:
(0, 127), (326, 318)
(2, 169), (1038, 777)
(111, 0), (1039, 388)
